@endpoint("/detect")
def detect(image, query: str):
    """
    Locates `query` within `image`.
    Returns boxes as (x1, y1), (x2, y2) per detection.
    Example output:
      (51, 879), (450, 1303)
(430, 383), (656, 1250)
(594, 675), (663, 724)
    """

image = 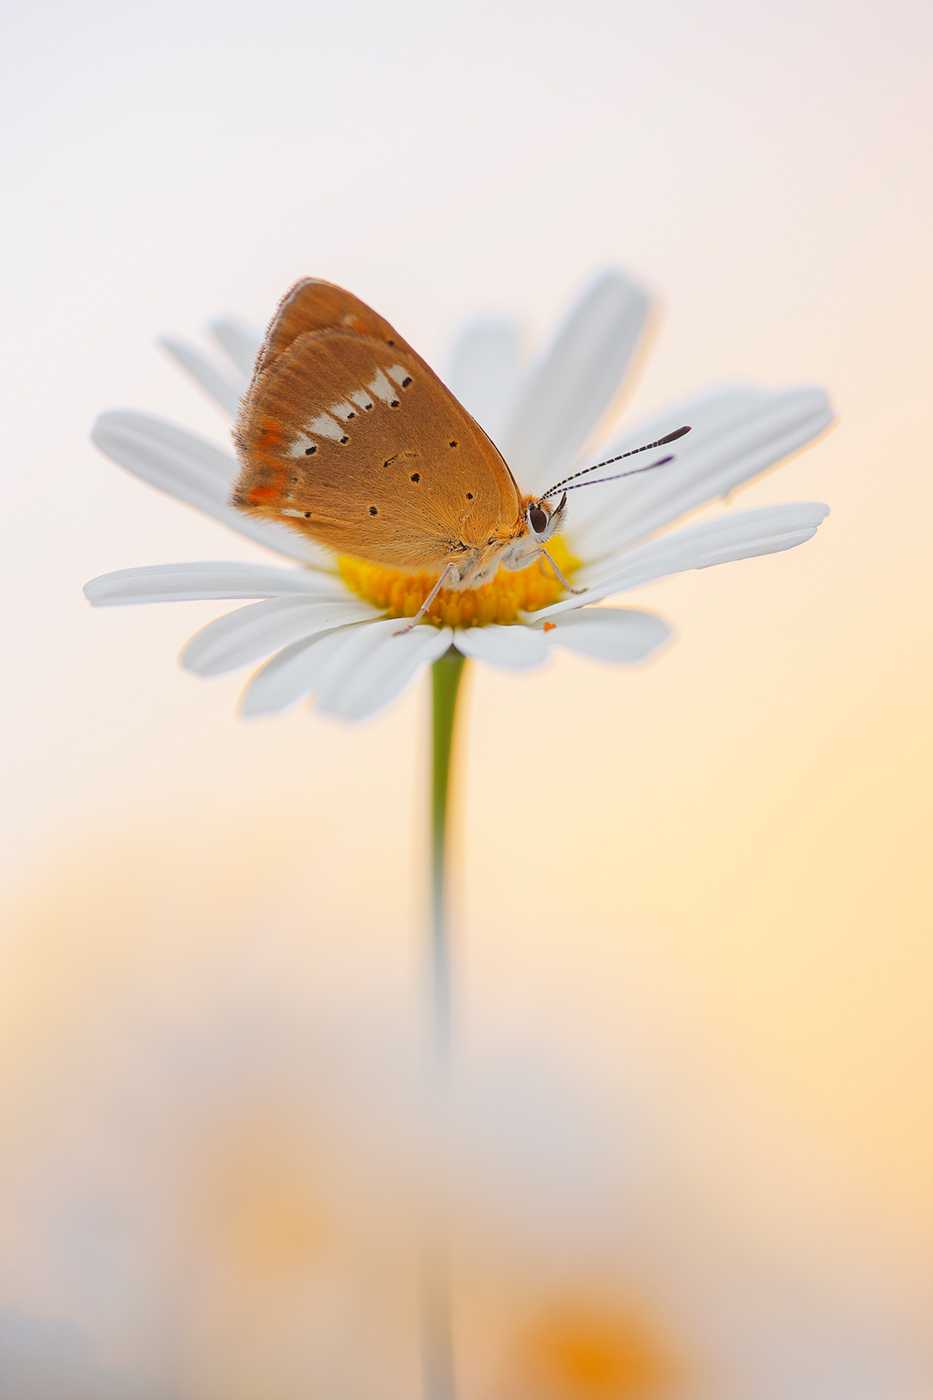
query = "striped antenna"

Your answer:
(556, 453), (674, 493)
(540, 425), (691, 500)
